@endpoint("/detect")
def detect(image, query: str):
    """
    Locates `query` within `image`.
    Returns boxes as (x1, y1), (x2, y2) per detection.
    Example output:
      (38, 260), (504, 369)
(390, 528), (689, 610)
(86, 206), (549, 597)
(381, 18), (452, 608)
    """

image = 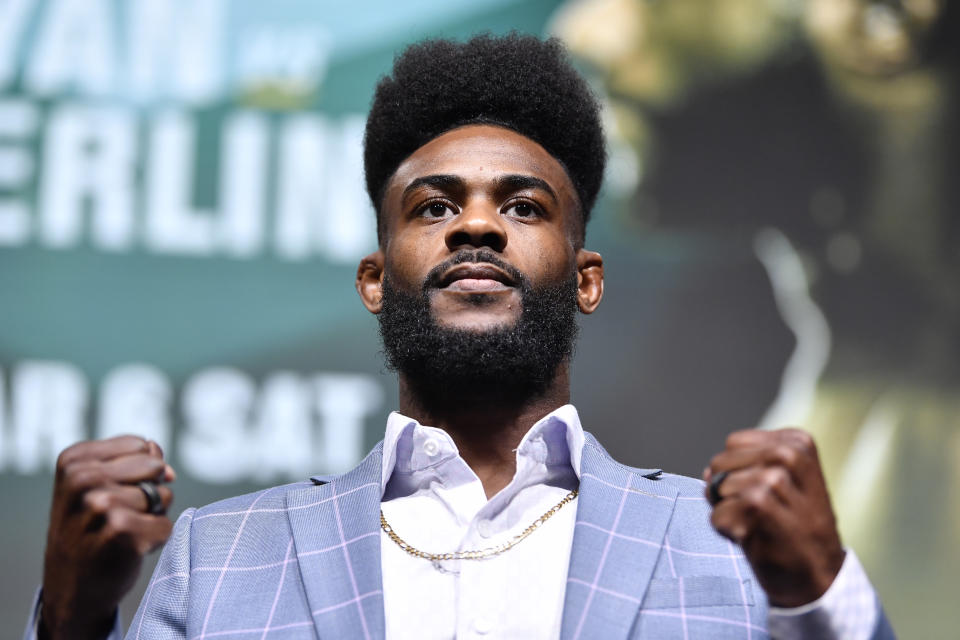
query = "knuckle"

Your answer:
(149, 440), (165, 459)
(140, 518), (174, 555)
(783, 428), (816, 454)
(135, 537), (156, 556)
(767, 467), (791, 493)
(743, 487), (770, 514)
(757, 489), (776, 512)
(725, 431), (745, 449)
(145, 456), (166, 473)
(132, 455), (164, 478)
(726, 429), (760, 449)
(117, 434), (149, 450)
(105, 509), (134, 537)
(773, 444), (799, 469)
(68, 465), (105, 491)
(710, 511), (738, 540)
(797, 432), (818, 457)
(82, 490), (113, 515)
(56, 442), (92, 474)
(55, 447), (78, 472)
